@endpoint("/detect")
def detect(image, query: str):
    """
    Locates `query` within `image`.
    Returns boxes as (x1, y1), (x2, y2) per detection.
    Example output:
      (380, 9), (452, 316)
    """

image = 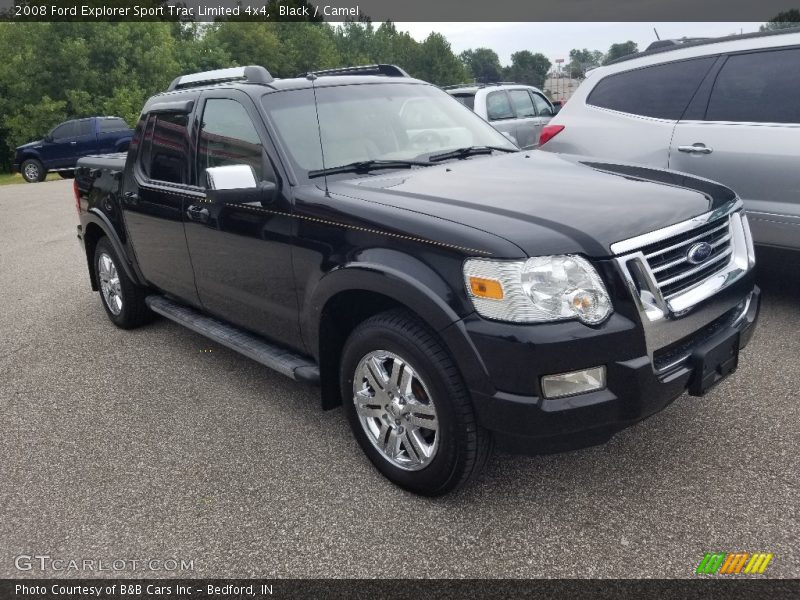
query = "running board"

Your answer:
(145, 295), (320, 384)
